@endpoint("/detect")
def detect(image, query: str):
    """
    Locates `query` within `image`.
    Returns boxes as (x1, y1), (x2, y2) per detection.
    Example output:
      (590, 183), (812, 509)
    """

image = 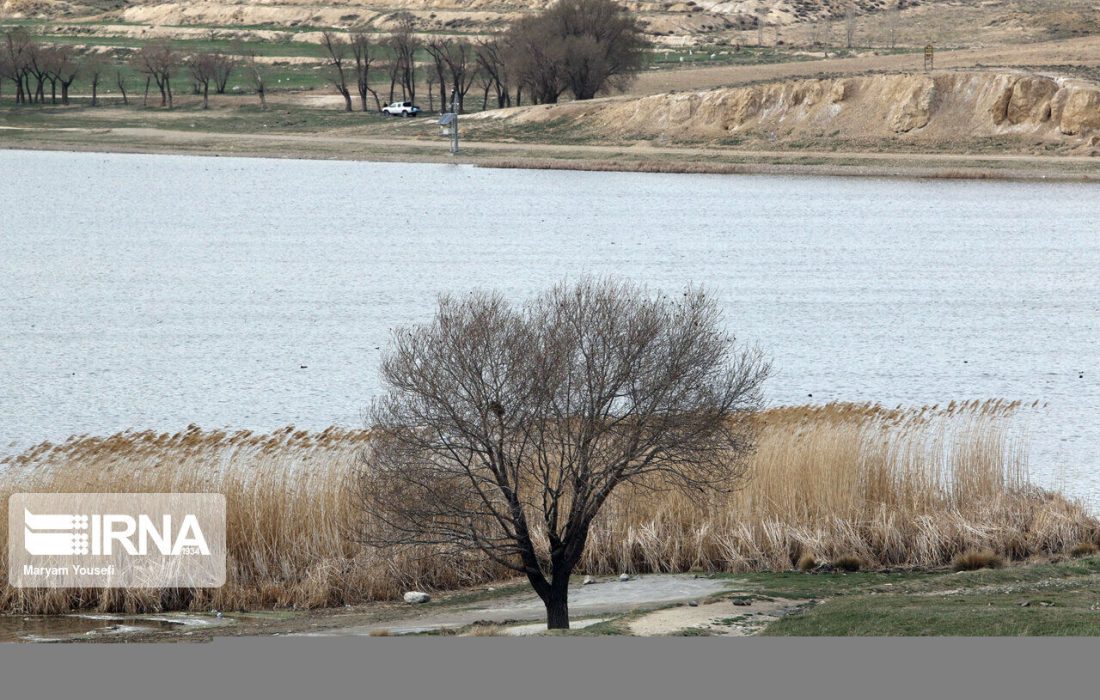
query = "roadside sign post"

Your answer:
(436, 88), (460, 156)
